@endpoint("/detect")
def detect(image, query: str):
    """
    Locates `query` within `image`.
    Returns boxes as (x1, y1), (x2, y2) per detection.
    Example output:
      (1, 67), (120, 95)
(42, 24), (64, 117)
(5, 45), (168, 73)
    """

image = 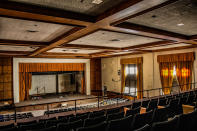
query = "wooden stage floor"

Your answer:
(15, 94), (97, 108)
